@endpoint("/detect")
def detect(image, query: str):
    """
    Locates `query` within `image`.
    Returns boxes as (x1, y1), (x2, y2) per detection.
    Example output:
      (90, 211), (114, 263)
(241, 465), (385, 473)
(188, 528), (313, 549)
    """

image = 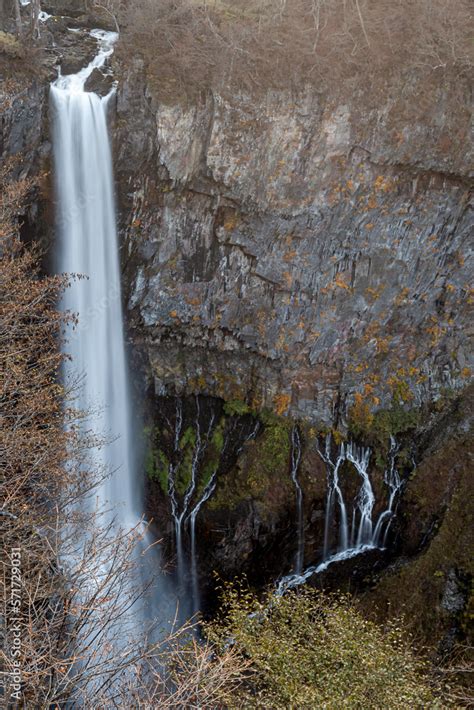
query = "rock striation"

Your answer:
(115, 62), (472, 427)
